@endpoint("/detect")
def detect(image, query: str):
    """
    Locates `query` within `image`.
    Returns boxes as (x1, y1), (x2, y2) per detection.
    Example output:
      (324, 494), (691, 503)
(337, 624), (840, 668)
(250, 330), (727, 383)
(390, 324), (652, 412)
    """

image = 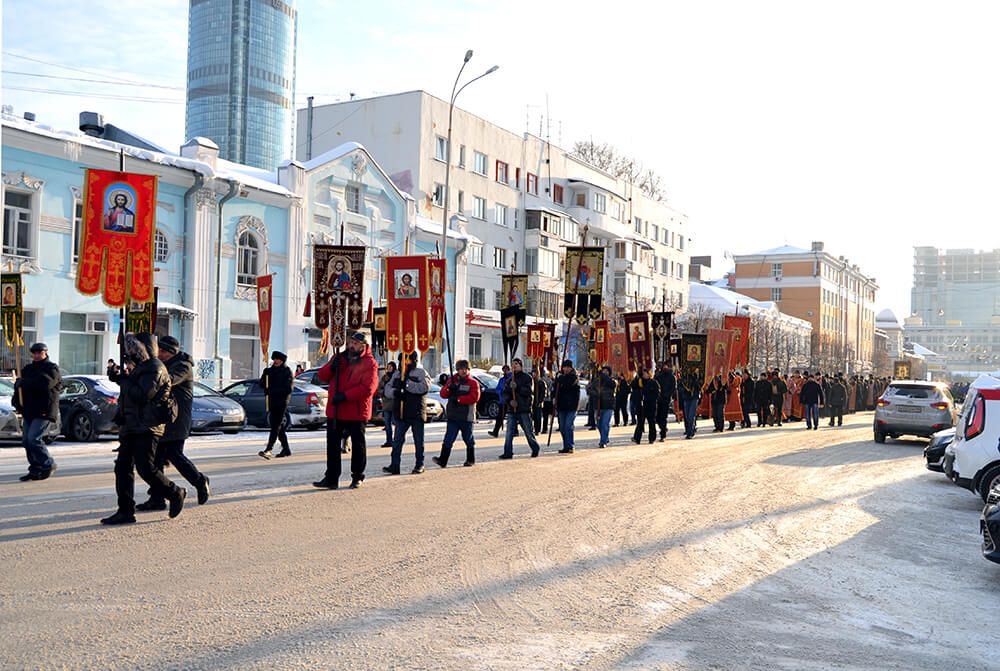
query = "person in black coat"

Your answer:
(629, 374), (642, 425)
(798, 372), (824, 430)
(677, 368), (703, 439)
(259, 350), (294, 459)
(706, 374), (729, 432)
(827, 374), (848, 427)
(13, 342), (62, 481)
(593, 365), (616, 448)
(654, 363), (676, 441)
(531, 368), (547, 435)
(136, 336), (210, 511)
(614, 374), (630, 427)
(740, 368), (755, 428)
(770, 370), (788, 426)
(500, 358), (541, 458)
(754, 373), (772, 427)
(101, 333), (186, 525)
(632, 368), (660, 445)
(553, 359), (581, 454)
